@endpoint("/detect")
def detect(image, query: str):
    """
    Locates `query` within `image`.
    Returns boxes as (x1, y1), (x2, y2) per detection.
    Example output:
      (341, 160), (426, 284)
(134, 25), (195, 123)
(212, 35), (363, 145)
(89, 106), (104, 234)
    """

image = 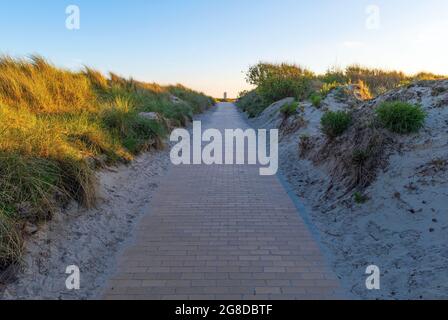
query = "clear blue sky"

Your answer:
(1, 0), (447, 97)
